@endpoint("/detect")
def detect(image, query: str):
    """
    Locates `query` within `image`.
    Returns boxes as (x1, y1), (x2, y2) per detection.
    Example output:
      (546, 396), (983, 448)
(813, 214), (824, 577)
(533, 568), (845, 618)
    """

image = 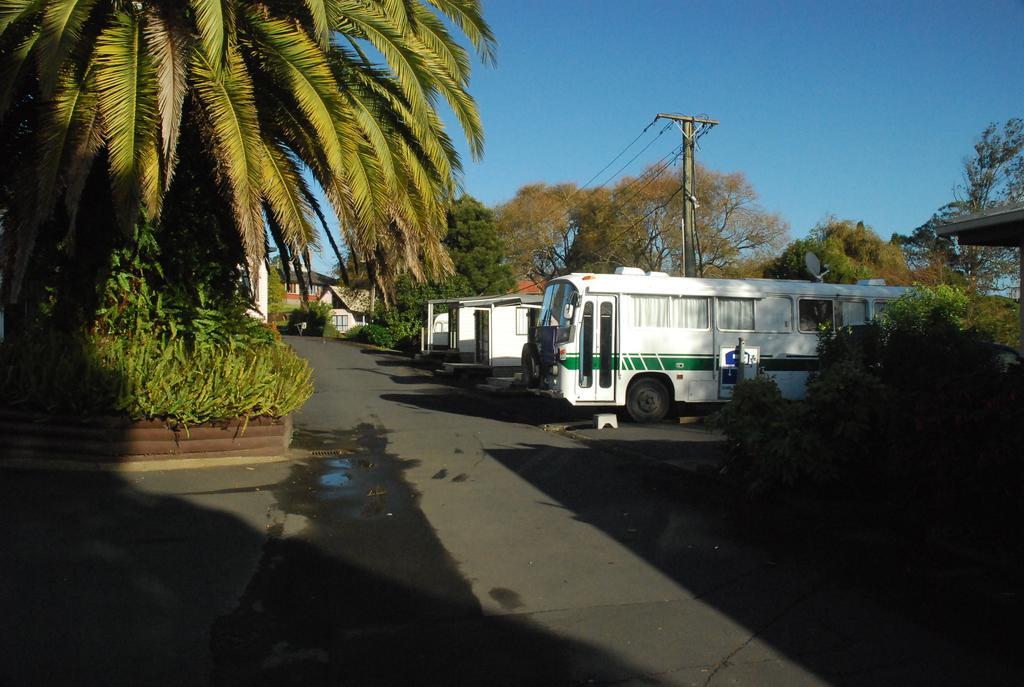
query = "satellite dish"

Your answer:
(804, 251), (829, 282)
